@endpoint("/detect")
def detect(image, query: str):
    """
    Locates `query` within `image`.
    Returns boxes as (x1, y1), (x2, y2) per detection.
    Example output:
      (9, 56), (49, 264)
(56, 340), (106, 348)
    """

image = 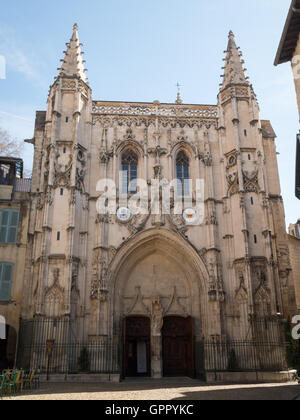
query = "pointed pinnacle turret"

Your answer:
(221, 31), (248, 90)
(58, 23), (88, 83)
